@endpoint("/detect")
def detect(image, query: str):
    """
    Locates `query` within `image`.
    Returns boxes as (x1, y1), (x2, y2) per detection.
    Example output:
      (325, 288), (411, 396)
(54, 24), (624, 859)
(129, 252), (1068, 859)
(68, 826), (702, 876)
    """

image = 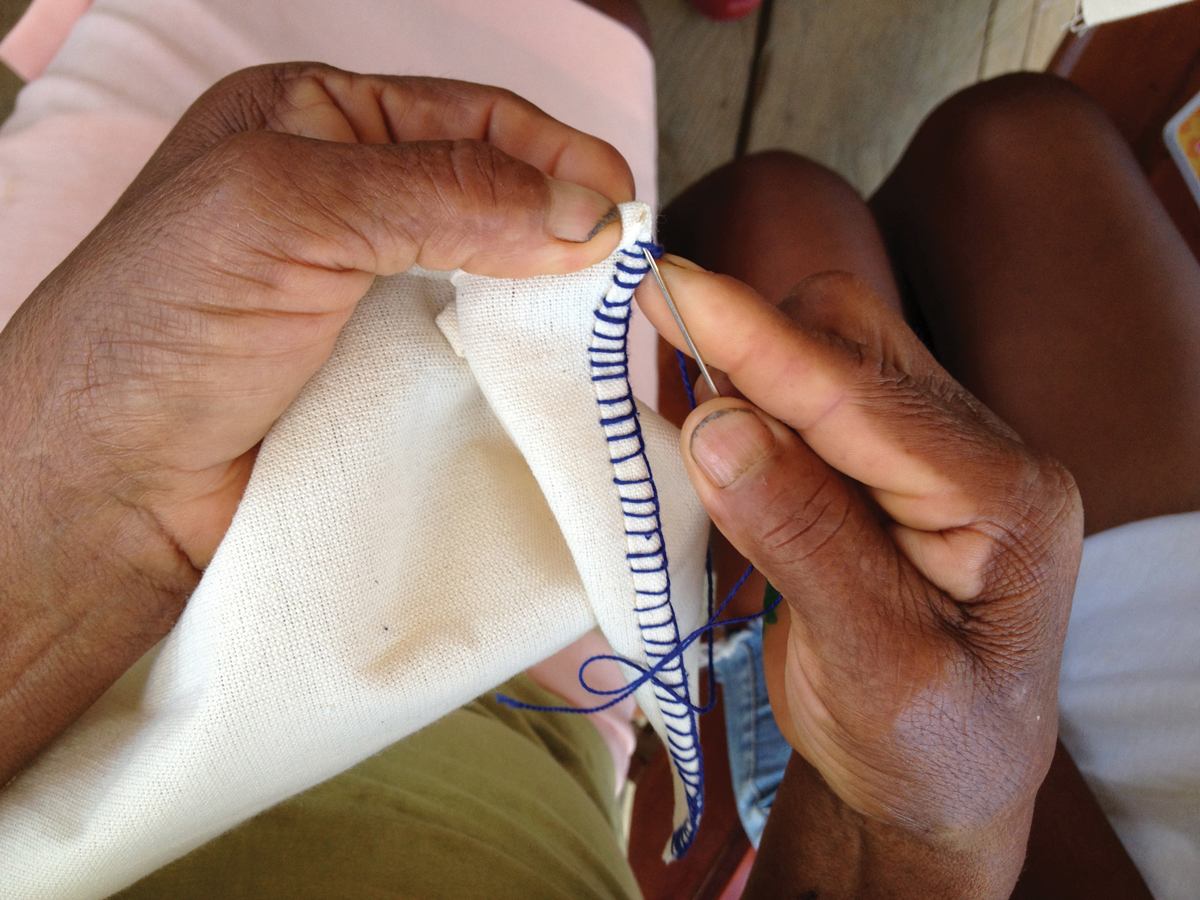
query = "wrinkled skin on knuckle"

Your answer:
(202, 64), (294, 136)
(398, 139), (547, 267)
(208, 134), (327, 240)
(868, 365), (1012, 472)
(972, 452), (1082, 635)
(151, 63), (332, 169)
(750, 469), (856, 575)
(178, 131), (378, 286)
(264, 67), (352, 127)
